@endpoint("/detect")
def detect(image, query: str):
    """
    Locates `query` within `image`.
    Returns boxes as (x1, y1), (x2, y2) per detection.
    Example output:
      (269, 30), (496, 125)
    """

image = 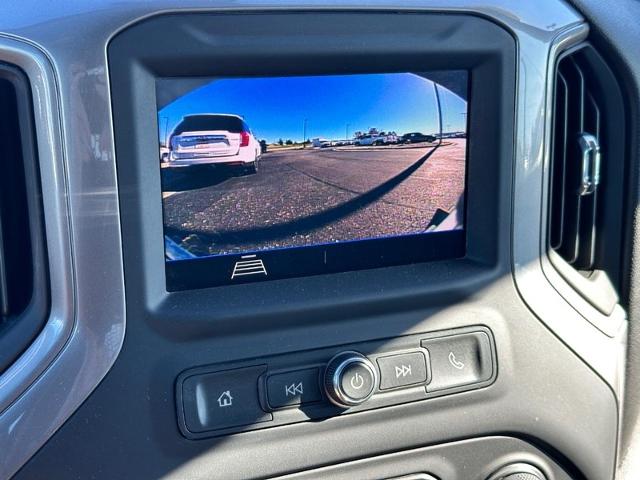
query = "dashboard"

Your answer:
(0, 2), (639, 480)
